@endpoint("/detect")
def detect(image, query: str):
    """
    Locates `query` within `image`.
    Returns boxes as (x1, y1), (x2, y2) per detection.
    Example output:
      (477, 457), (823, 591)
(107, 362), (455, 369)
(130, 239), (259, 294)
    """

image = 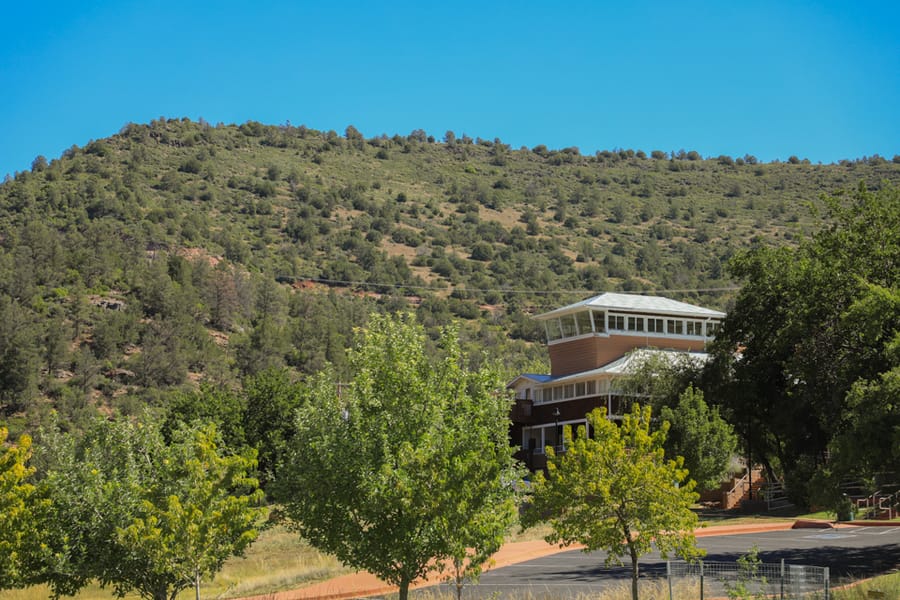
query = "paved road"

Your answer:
(417, 526), (900, 599)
